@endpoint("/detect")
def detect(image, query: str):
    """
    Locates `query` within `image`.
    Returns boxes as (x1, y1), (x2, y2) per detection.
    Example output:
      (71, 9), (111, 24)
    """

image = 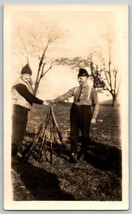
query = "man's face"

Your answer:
(78, 76), (88, 86)
(21, 74), (31, 83)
